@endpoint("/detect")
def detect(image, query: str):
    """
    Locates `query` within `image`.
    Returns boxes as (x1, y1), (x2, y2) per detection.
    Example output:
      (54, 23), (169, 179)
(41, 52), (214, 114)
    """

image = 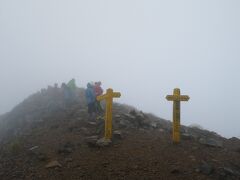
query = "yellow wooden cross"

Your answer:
(97, 88), (121, 140)
(166, 88), (190, 143)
